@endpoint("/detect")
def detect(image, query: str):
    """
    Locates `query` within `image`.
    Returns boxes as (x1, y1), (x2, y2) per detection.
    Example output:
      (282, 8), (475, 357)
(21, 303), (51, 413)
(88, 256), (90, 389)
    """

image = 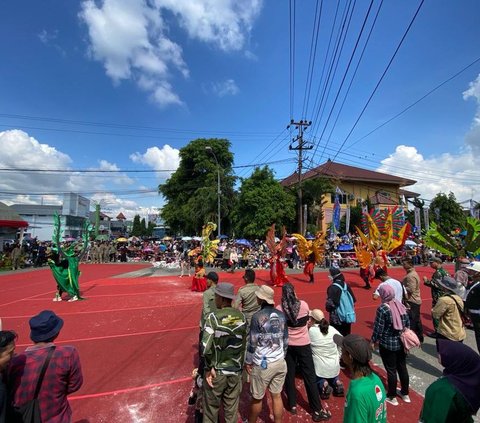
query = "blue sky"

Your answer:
(1, 0), (480, 218)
